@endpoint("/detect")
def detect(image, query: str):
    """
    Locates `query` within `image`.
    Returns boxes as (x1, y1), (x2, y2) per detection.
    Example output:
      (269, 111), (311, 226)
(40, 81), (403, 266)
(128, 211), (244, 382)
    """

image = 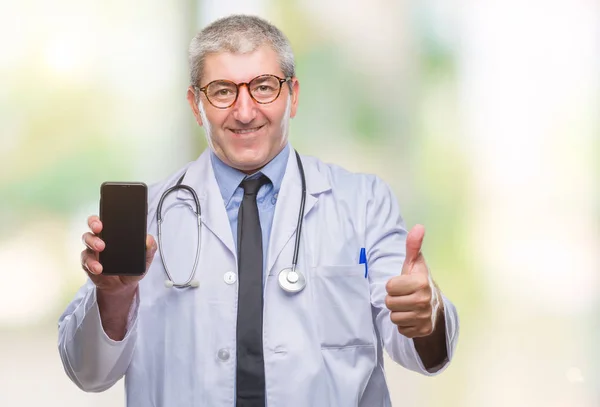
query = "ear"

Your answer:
(289, 78), (300, 119)
(187, 86), (203, 126)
